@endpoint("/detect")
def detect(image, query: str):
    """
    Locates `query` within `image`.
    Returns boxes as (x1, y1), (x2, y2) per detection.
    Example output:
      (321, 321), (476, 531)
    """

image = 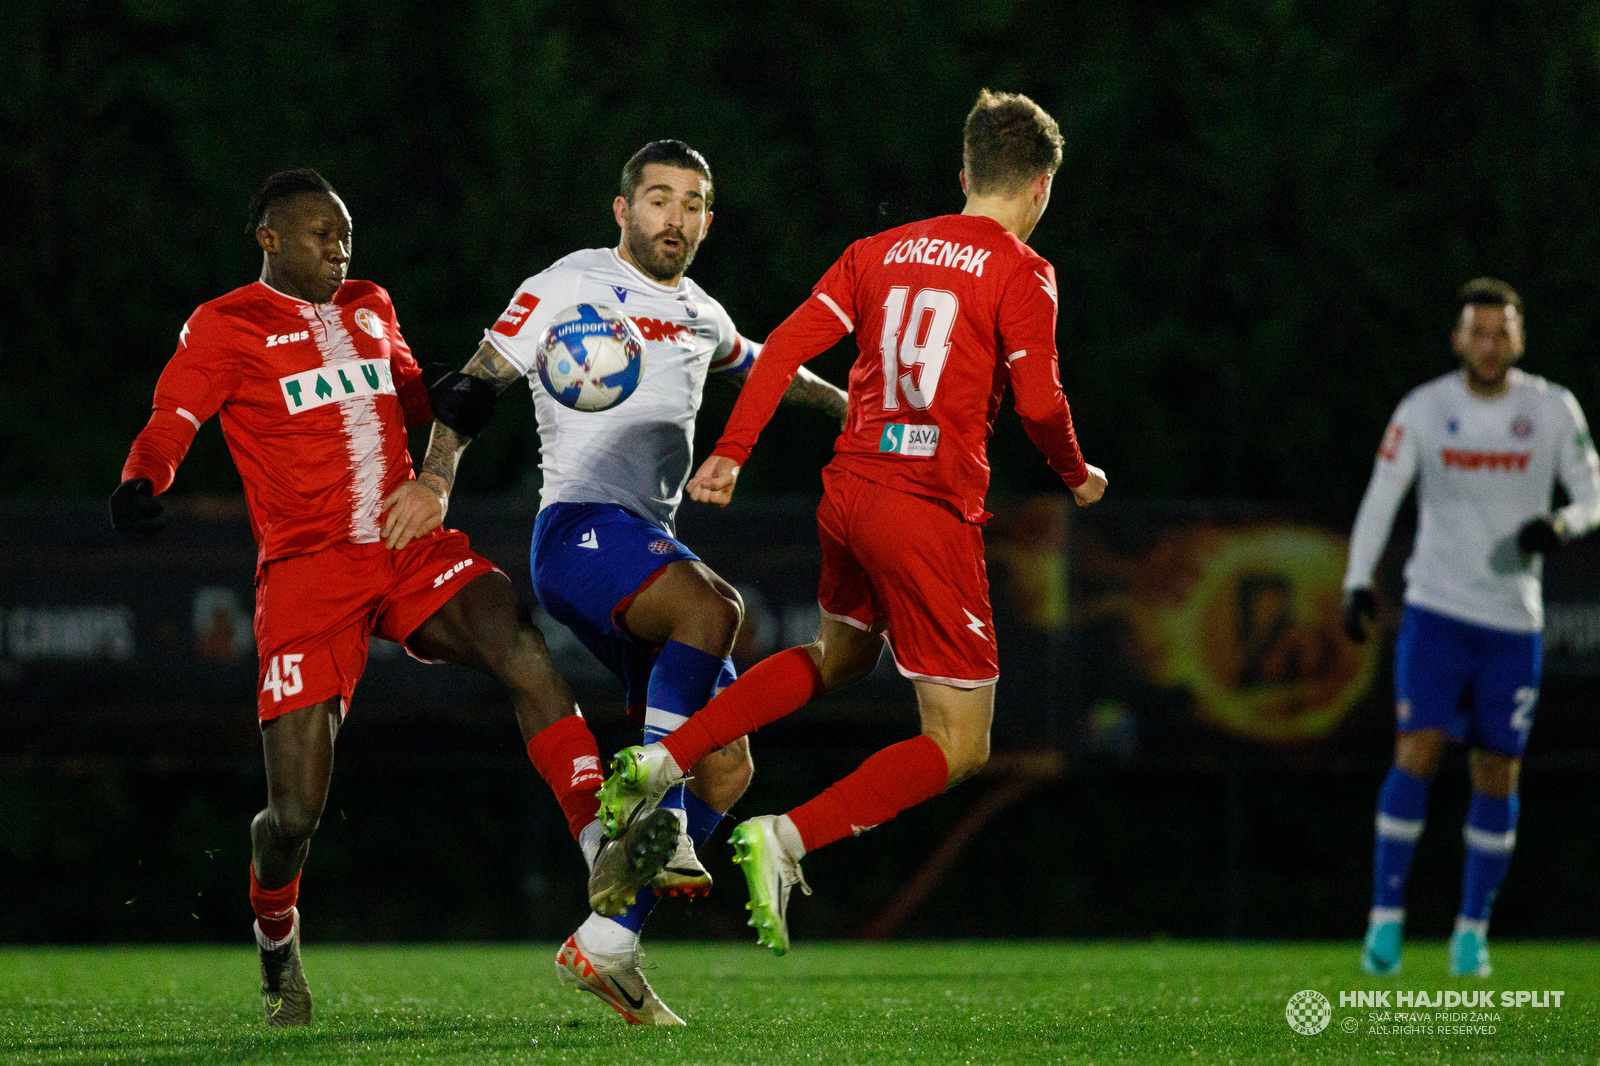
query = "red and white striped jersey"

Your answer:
(121, 279), (432, 566)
